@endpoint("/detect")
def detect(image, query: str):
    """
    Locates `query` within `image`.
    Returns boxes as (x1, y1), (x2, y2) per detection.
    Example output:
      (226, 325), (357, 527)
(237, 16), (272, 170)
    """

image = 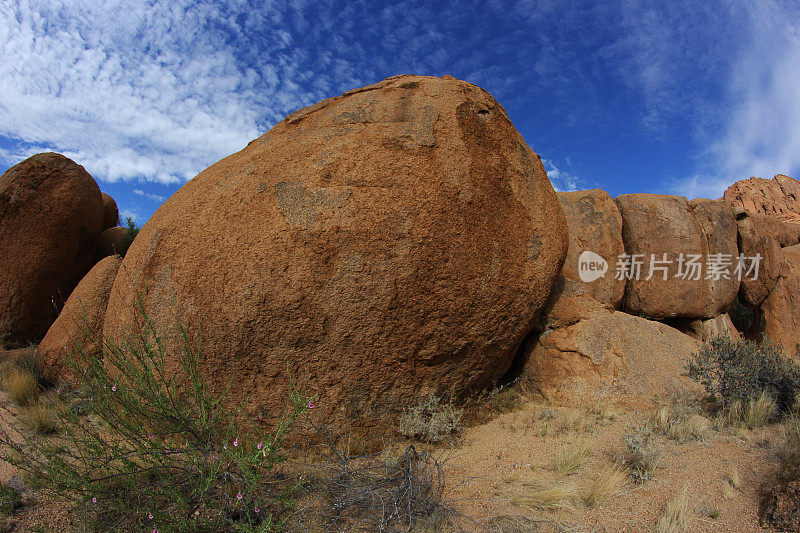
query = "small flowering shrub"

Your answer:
(0, 303), (313, 532)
